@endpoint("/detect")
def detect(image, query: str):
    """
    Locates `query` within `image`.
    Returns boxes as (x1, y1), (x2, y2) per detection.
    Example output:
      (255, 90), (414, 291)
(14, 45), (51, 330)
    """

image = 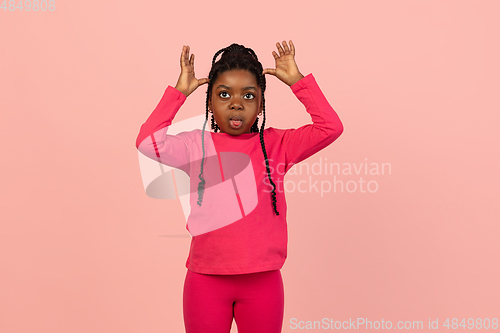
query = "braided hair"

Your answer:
(196, 43), (280, 215)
